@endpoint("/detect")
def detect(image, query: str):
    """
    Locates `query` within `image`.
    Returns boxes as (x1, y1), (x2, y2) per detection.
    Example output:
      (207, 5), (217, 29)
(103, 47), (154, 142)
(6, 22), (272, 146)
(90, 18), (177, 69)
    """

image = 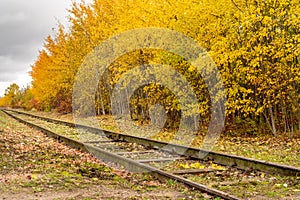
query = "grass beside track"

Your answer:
(0, 111), (211, 200)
